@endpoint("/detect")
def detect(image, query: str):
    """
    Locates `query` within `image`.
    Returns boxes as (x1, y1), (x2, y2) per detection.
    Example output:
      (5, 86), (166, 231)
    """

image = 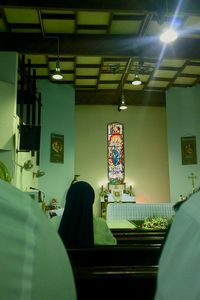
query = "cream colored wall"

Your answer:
(75, 105), (170, 216)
